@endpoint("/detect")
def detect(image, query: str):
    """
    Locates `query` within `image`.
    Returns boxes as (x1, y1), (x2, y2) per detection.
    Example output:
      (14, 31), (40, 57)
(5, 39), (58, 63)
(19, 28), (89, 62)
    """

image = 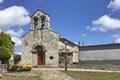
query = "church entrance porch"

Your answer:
(32, 45), (46, 66)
